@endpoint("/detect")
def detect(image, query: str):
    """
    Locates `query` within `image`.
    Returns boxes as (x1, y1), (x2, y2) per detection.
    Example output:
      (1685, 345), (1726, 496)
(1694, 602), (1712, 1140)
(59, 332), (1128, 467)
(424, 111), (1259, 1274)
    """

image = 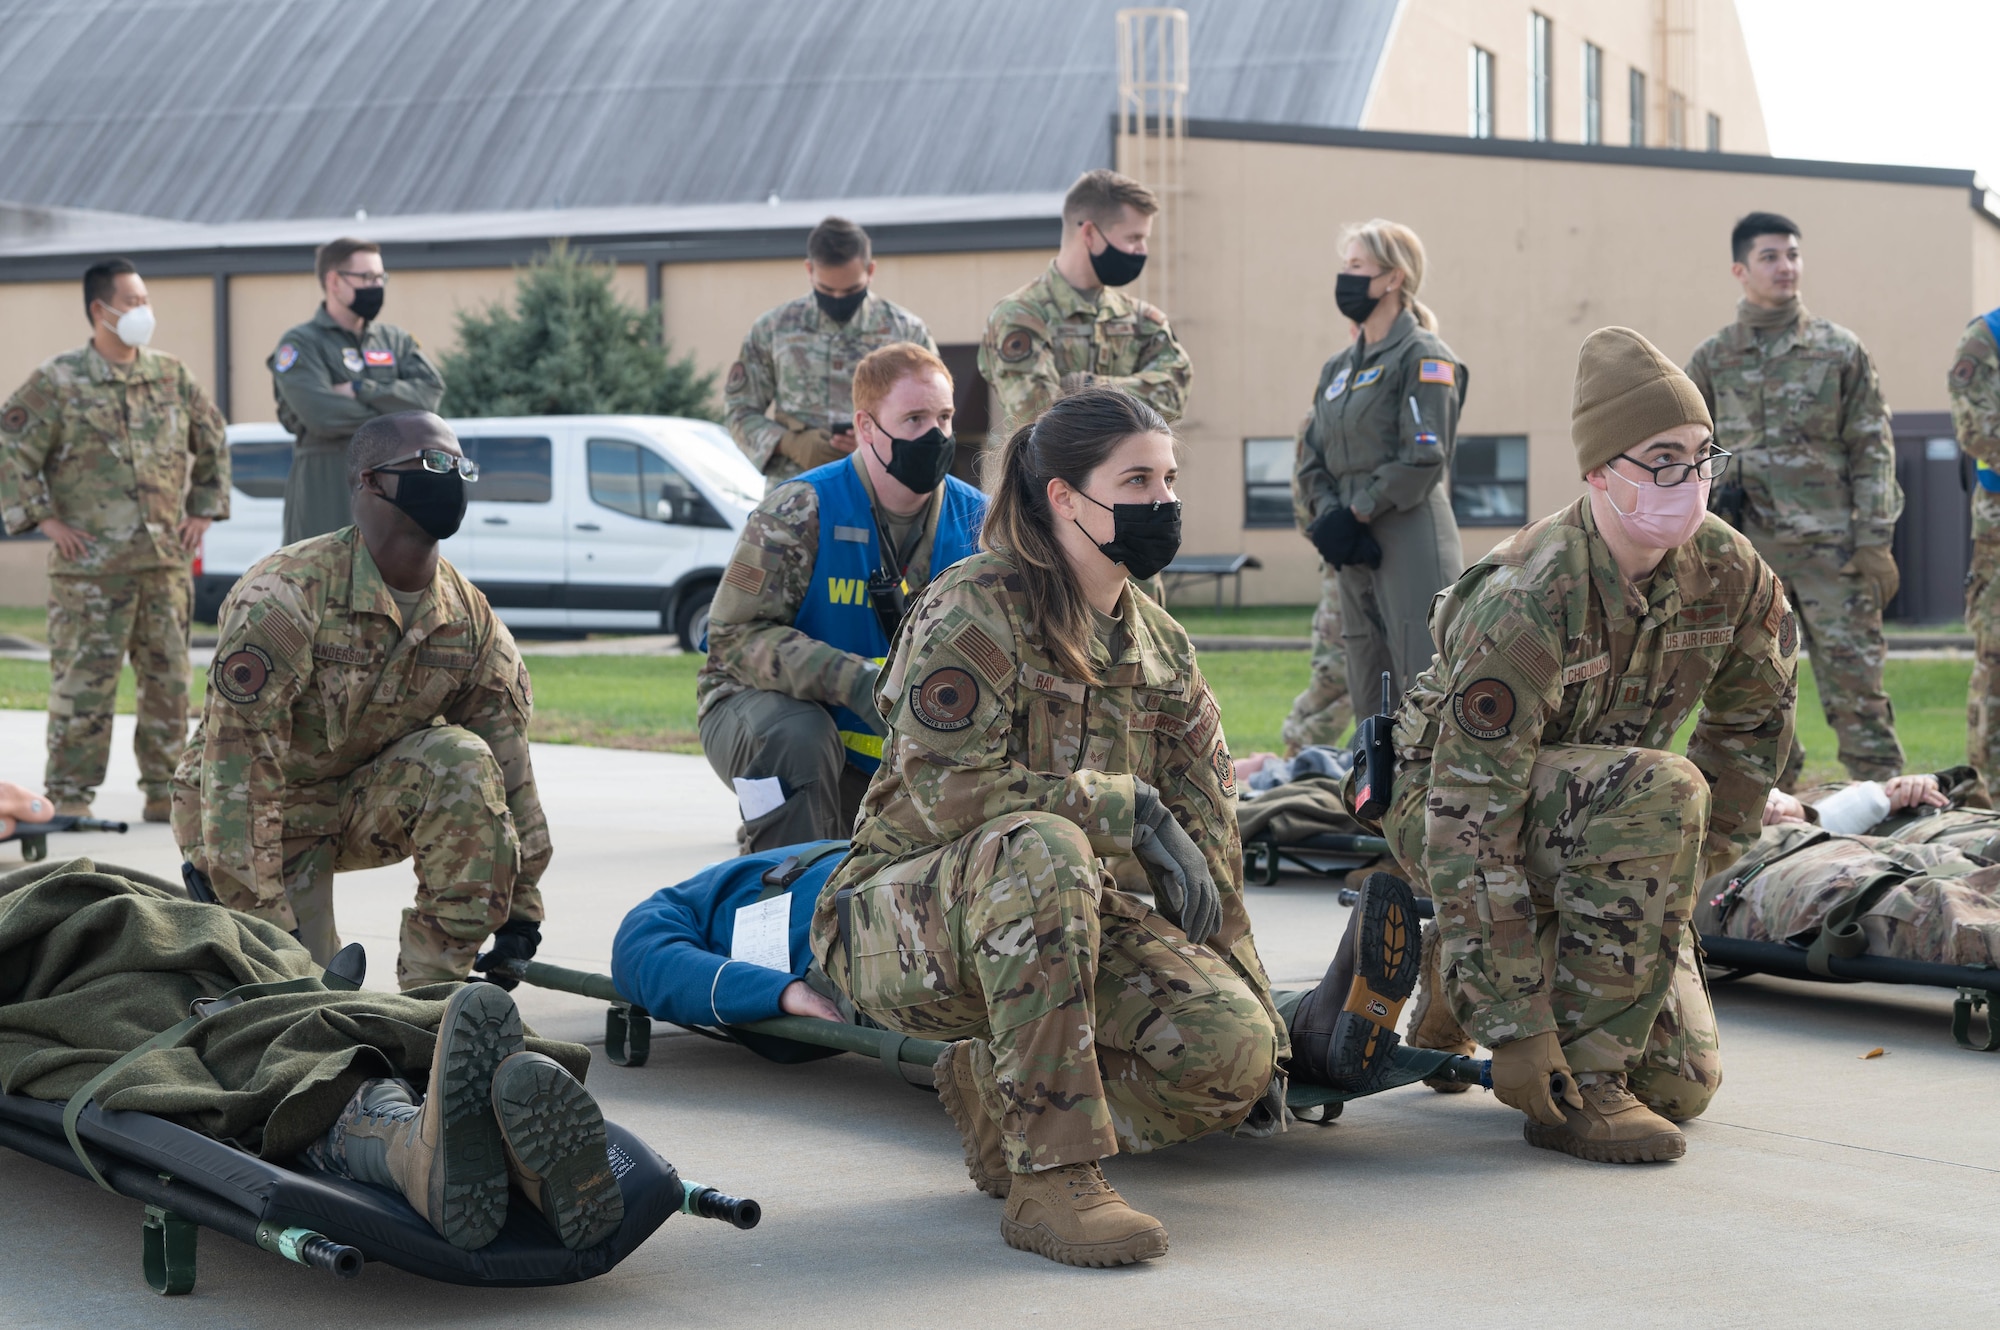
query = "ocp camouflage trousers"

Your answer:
(1757, 531), (1902, 783)
(1282, 563), (1352, 755)
(829, 811), (1276, 1171)
(1388, 744), (1722, 1119)
(1965, 538), (2000, 800)
(45, 570), (190, 802)
(192, 725), (525, 990)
